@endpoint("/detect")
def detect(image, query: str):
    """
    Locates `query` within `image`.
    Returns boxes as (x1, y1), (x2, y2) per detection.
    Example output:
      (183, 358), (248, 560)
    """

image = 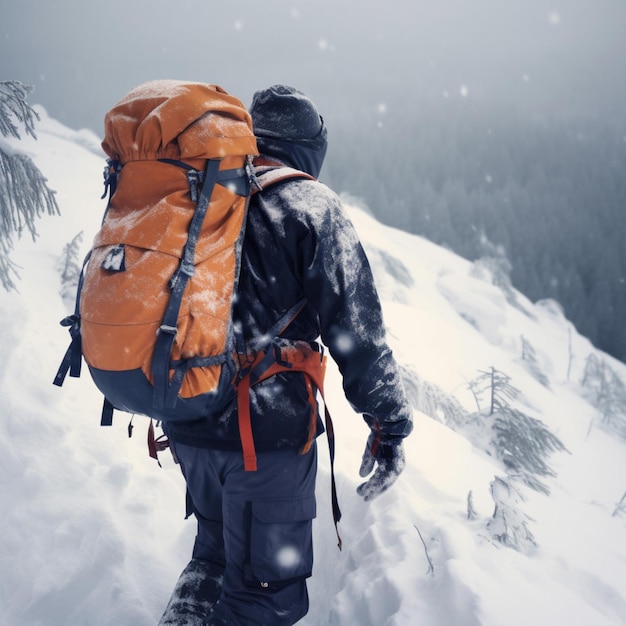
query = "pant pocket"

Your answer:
(244, 495), (316, 590)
